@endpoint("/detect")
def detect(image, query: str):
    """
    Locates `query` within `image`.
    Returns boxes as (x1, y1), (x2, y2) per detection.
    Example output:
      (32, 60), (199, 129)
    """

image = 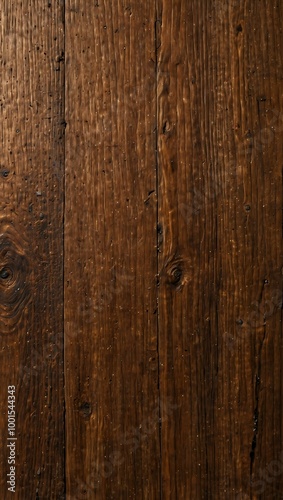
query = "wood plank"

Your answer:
(64, 2), (159, 498)
(157, 0), (283, 498)
(0, 0), (65, 498)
